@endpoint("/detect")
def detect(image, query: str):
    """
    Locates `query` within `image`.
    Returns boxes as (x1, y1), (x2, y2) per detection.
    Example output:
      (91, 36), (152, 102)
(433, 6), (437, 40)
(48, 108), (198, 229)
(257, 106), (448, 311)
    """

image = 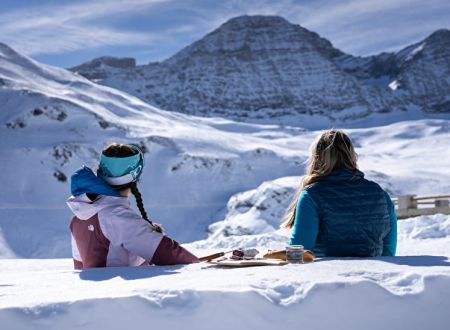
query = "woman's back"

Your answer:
(283, 130), (397, 257)
(68, 144), (199, 269)
(68, 192), (164, 268)
(304, 169), (392, 257)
